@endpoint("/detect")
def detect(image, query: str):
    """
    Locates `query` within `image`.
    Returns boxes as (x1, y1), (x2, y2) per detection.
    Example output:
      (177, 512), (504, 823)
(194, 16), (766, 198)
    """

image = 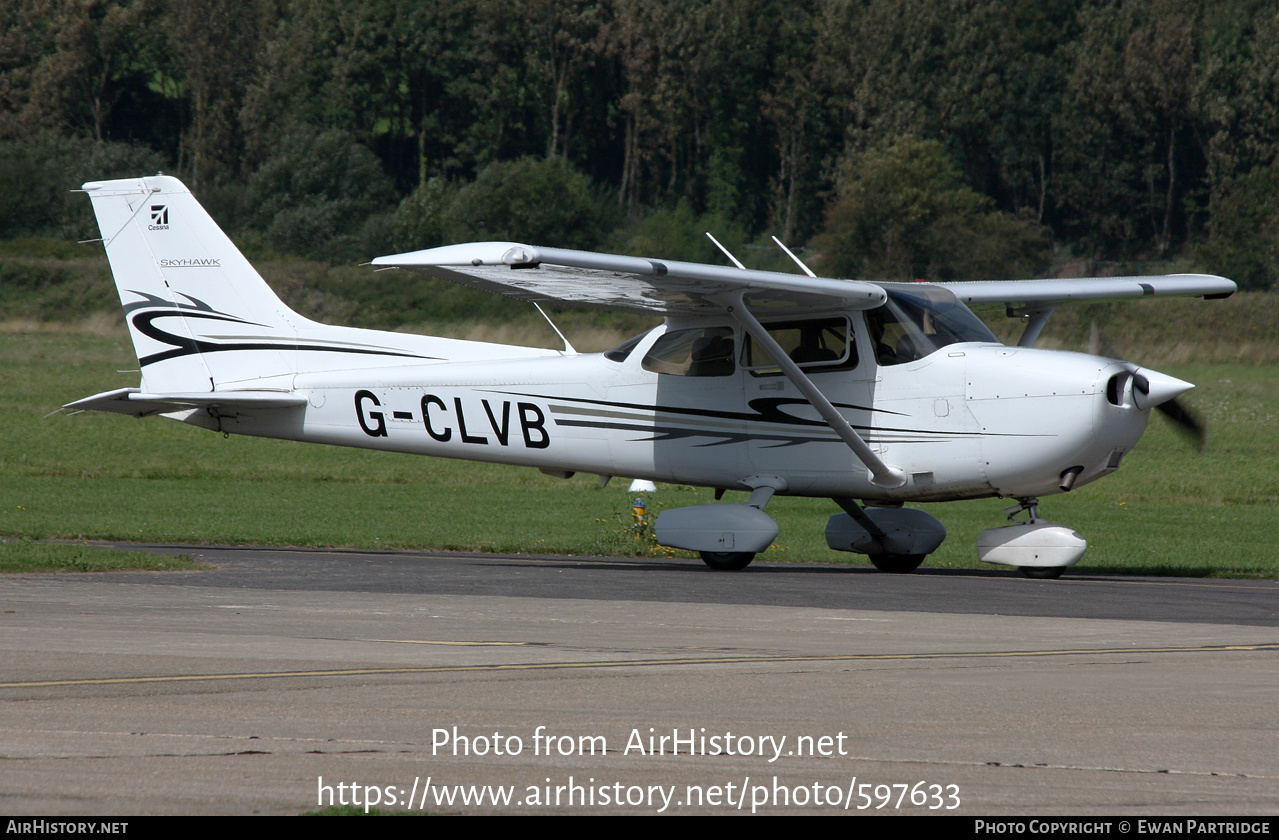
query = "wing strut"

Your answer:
(1010, 304), (1057, 348)
(718, 292), (907, 489)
